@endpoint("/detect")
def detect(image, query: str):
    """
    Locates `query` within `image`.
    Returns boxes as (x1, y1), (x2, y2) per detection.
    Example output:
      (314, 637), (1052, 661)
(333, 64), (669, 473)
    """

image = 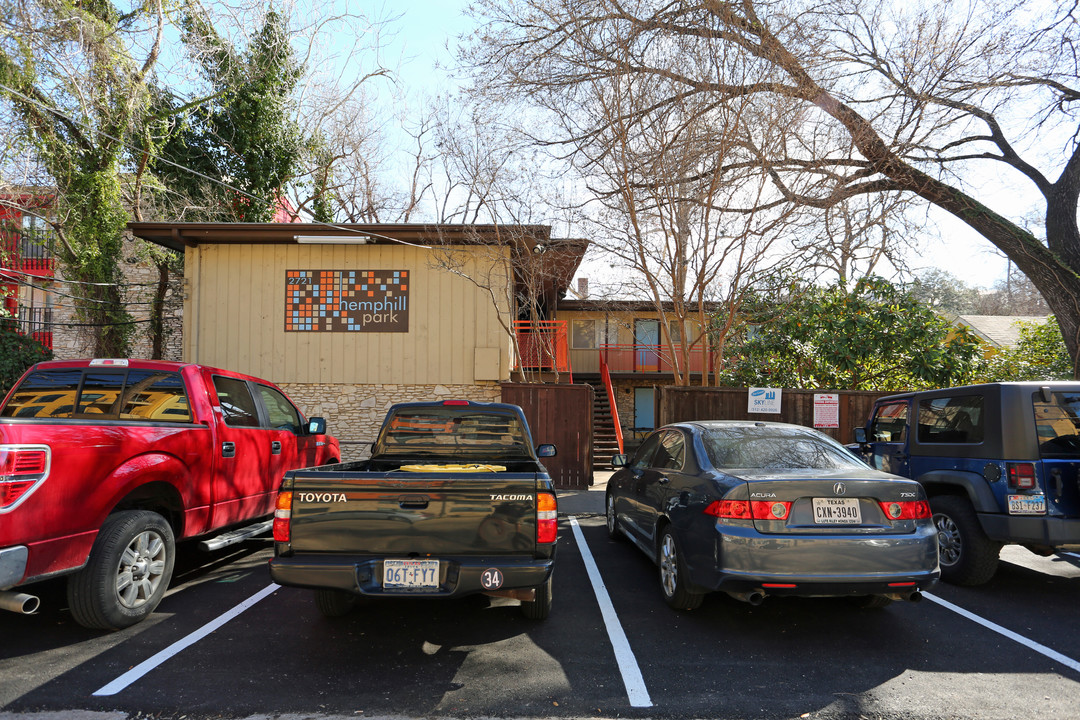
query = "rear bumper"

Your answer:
(693, 522), (940, 595)
(269, 555), (555, 597)
(0, 546), (28, 589)
(979, 513), (1080, 548)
